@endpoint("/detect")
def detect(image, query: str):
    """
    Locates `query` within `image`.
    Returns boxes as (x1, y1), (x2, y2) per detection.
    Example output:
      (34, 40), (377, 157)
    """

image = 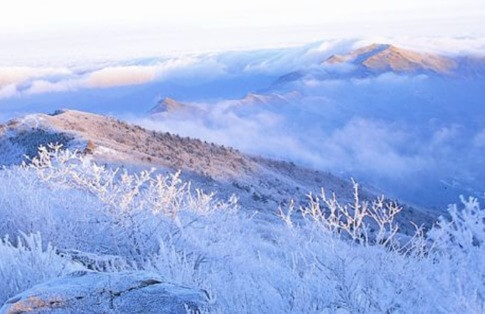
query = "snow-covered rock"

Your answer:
(0, 271), (208, 314)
